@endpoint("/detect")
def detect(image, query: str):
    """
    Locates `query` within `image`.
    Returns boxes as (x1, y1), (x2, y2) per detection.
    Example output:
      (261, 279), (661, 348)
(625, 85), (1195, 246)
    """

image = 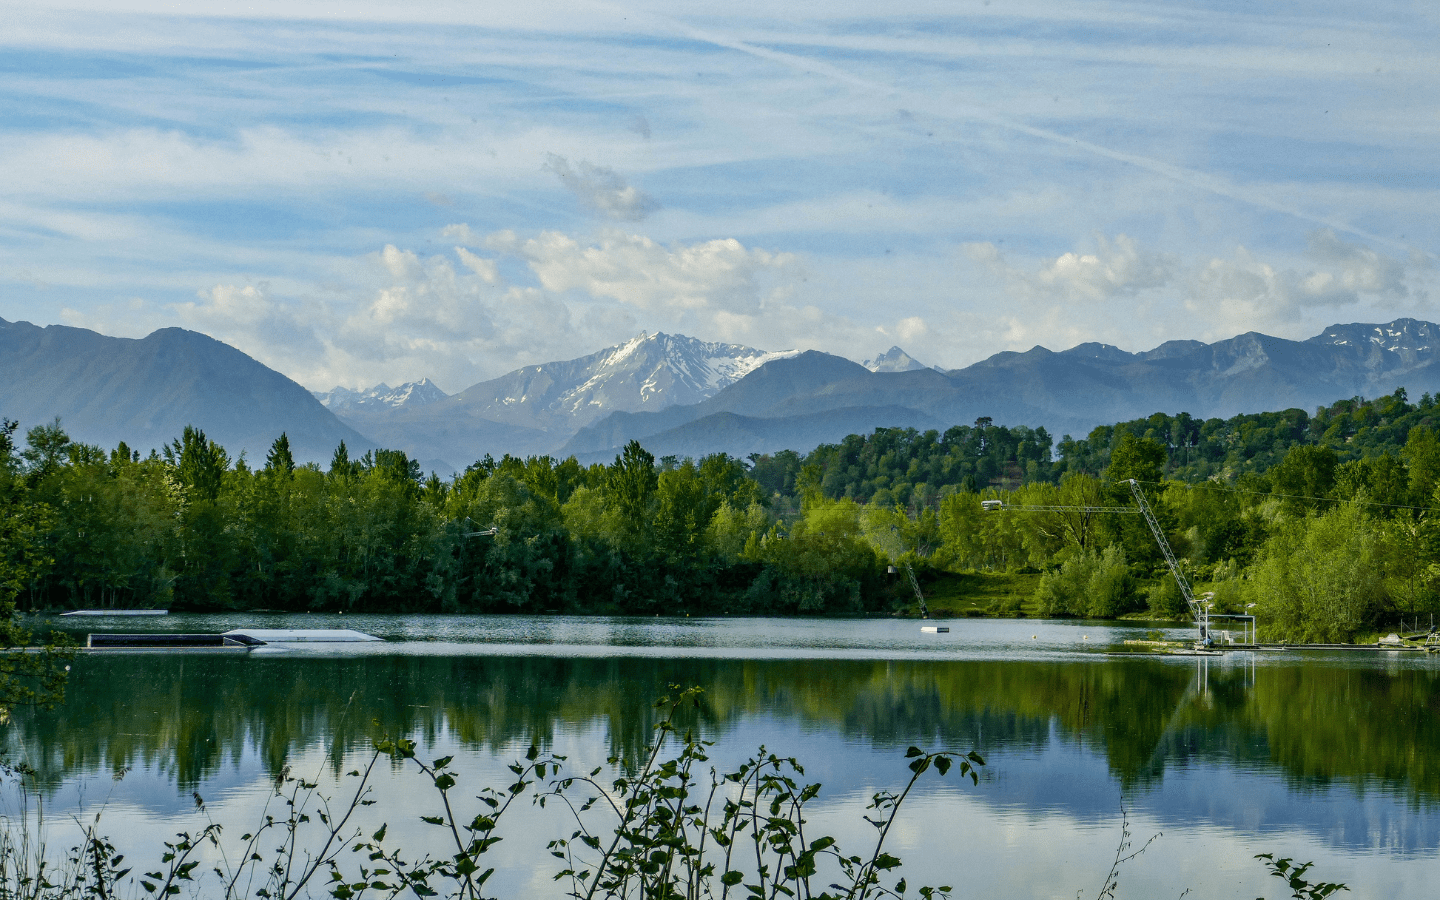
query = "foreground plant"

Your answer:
(543, 686), (983, 900)
(1253, 854), (1349, 900)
